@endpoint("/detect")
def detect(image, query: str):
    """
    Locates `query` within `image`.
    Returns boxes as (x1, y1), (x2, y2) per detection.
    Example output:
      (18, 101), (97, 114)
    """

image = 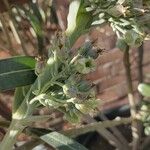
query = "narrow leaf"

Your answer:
(66, 0), (93, 46)
(138, 83), (150, 97)
(13, 86), (31, 113)
(40, 131), (88, 150)
(0, 56), (36, 91)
